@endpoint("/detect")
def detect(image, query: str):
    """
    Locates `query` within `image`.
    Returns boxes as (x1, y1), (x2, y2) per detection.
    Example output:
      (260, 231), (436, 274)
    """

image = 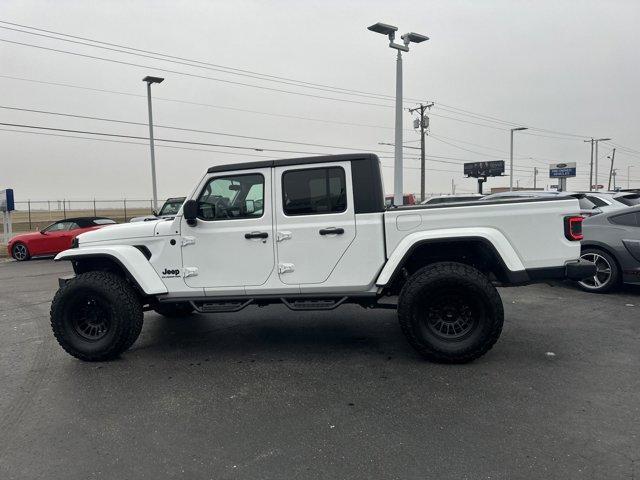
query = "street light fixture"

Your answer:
(509, 127), (528, 191)
(368, 22), (429, 206)
(143, 75), (164, 211)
